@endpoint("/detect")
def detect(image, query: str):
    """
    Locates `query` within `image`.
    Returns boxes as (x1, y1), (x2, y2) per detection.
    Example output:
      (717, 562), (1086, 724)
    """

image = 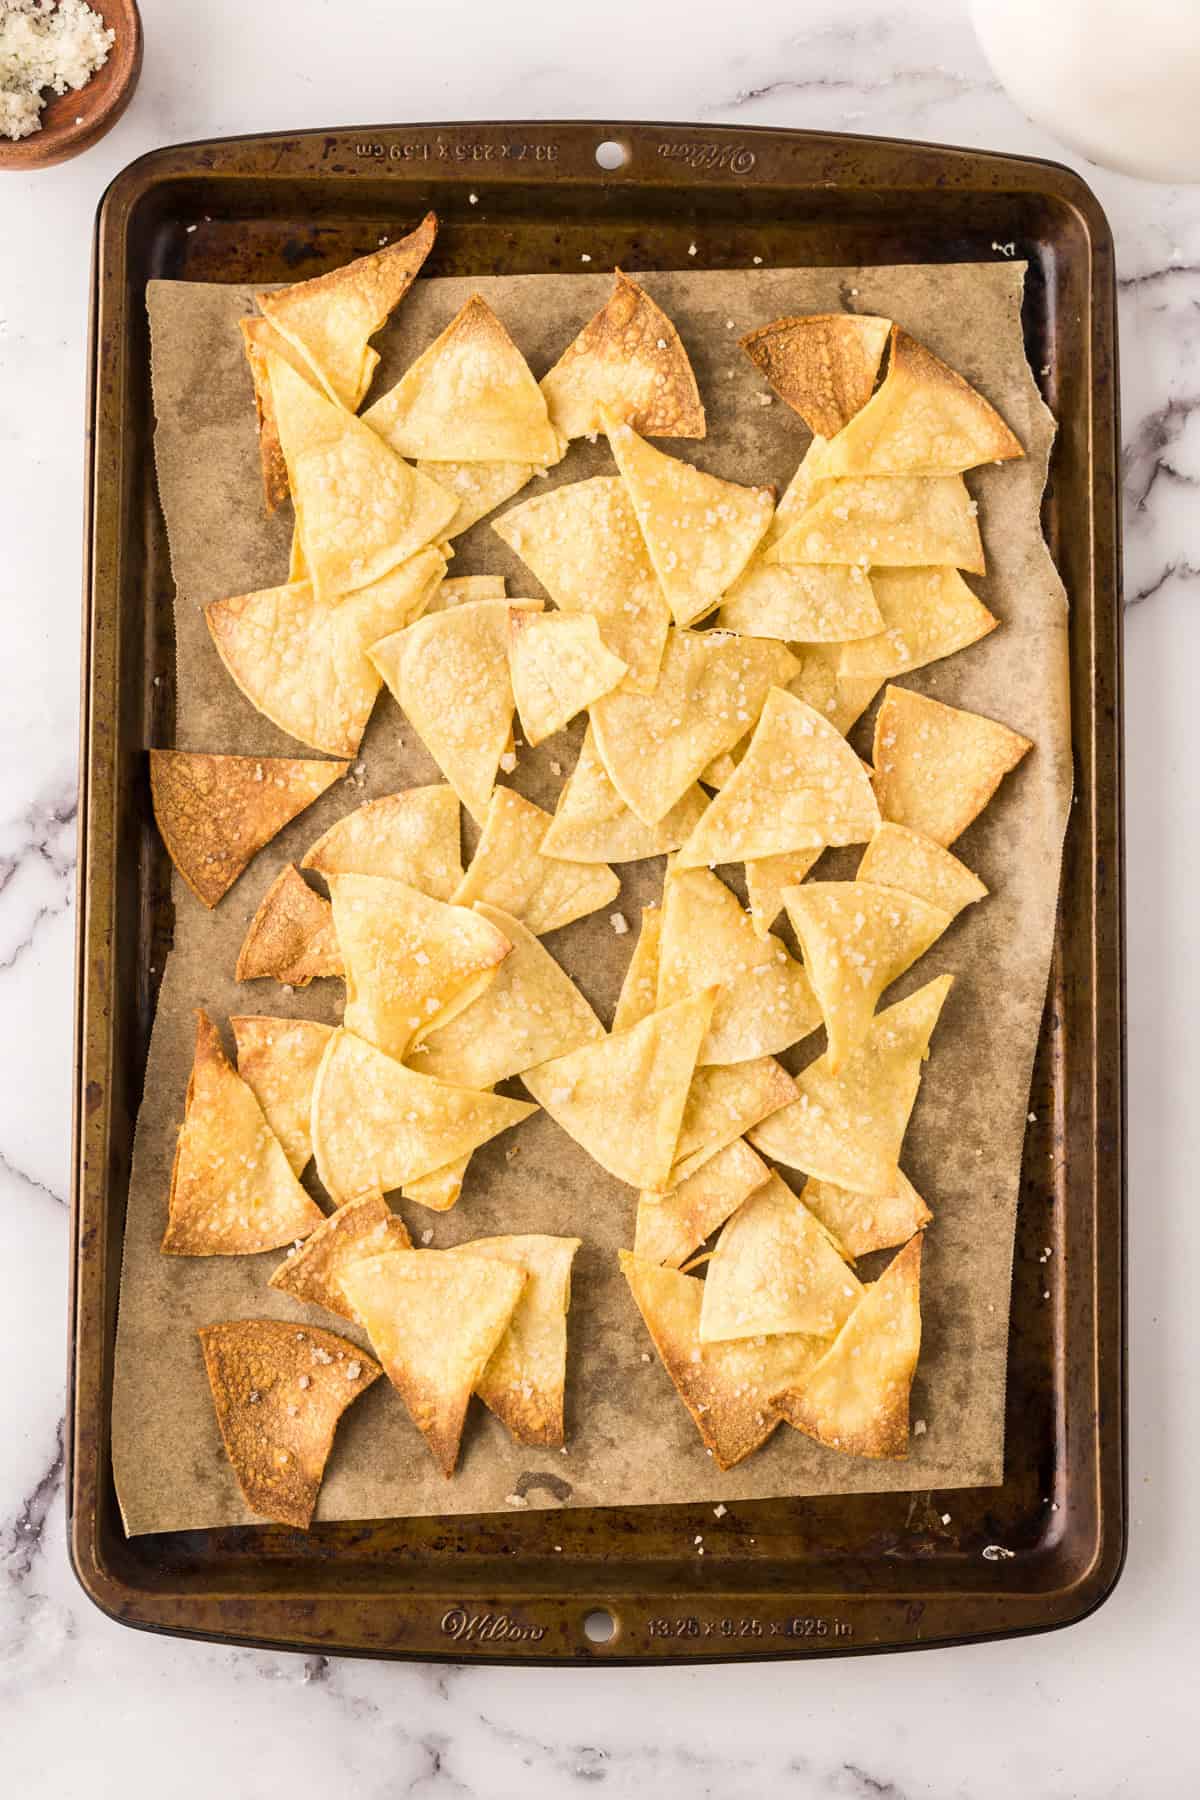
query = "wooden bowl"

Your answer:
(0, 0), (142, 172)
